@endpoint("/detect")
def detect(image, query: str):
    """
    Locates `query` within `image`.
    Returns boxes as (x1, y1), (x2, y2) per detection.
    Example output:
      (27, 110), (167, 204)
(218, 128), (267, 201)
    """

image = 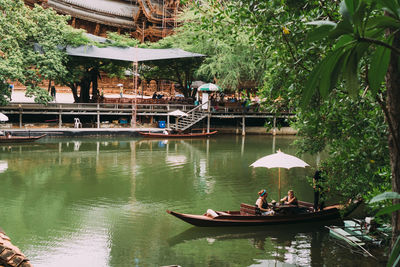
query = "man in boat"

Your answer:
(313, 170), (325, 211)
(256, 189), (275, 216)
